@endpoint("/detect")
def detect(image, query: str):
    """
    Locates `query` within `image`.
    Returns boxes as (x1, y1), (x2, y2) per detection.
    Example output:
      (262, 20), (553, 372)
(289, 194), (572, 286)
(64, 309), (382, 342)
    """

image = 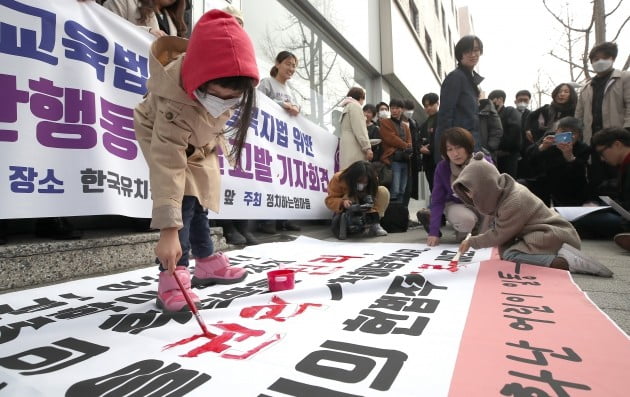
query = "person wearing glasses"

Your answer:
(590, 128), (630, 251)
(435, 35), (484, 164)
